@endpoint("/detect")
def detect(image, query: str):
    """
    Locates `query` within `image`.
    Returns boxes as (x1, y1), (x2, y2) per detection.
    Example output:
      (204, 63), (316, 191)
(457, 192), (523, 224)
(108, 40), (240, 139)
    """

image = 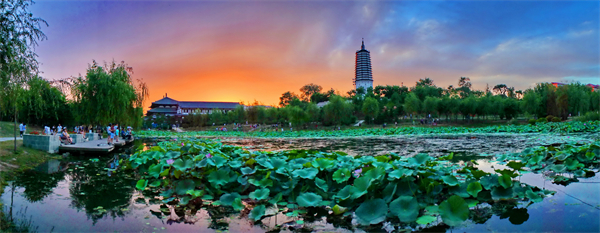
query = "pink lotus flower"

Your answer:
(353, 168), (362, 178)
(167, 159), (174, 165)
(181, 143), (184, 146)
(206, 153), (213, 158)
(174, 138), (177, 141)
